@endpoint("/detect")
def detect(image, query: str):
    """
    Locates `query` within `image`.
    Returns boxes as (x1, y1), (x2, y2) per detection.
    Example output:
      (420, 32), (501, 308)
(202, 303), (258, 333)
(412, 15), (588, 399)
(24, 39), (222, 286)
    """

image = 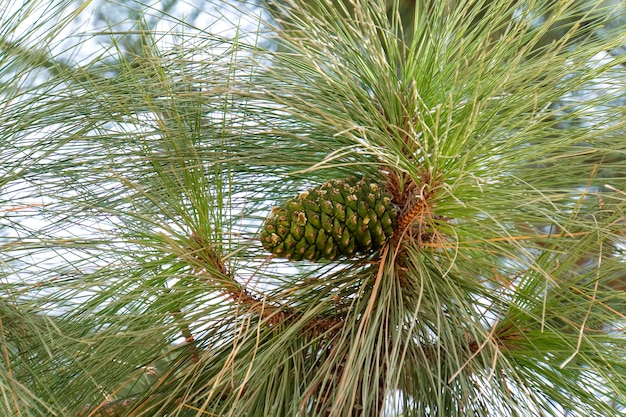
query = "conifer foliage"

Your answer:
(0, 0), (625, 416)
